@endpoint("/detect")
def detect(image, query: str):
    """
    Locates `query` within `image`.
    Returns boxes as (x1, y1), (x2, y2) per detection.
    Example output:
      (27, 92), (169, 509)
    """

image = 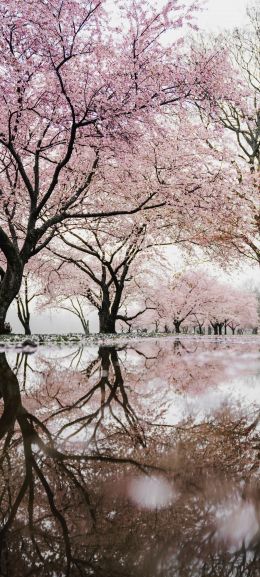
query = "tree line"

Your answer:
(0, 0), (258, 334)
